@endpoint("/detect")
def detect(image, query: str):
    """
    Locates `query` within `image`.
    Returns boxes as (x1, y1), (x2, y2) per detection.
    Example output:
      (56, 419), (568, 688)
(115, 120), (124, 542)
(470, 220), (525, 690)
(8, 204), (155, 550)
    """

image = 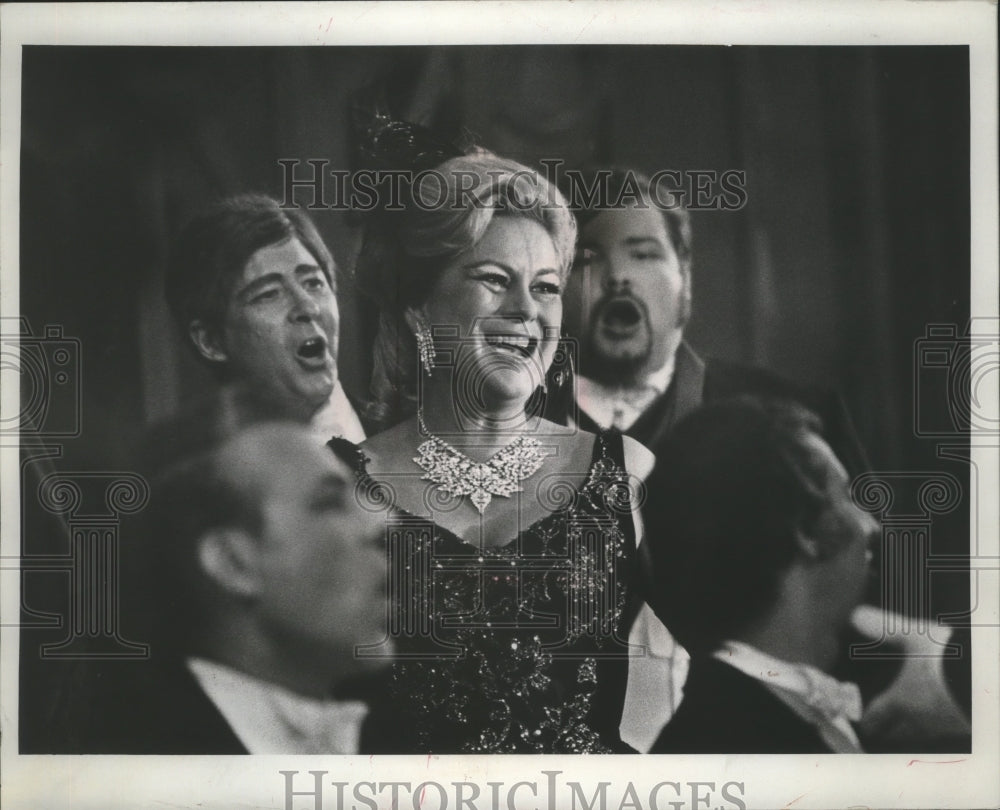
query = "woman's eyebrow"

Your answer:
(463, 260), (514, 273)
(532, 267), (561, 278)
